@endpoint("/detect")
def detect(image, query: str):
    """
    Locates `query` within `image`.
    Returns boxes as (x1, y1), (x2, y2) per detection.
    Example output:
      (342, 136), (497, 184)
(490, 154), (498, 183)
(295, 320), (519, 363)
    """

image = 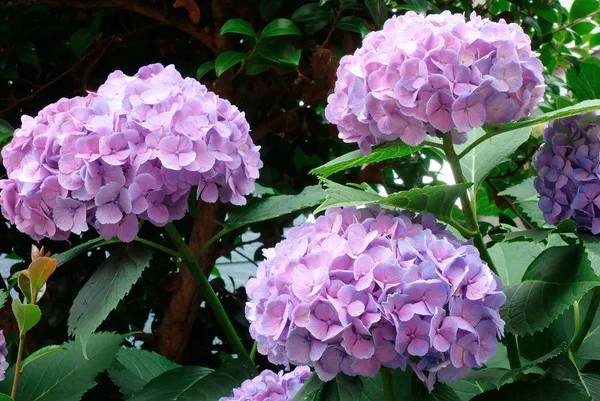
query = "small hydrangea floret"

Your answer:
(0, 330), (7, 382)
(246, 206), (505, 389)
(219, 366), (310, 401)
(325, 11), (544, 153)
(0, 63), (262, 242)
(534, 113), (600, 232)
